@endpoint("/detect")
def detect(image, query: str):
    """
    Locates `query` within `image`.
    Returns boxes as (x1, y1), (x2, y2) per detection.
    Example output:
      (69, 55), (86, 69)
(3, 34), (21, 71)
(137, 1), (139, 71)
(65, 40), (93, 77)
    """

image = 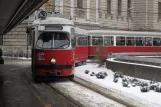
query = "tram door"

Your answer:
(71, 28), (75, 62)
